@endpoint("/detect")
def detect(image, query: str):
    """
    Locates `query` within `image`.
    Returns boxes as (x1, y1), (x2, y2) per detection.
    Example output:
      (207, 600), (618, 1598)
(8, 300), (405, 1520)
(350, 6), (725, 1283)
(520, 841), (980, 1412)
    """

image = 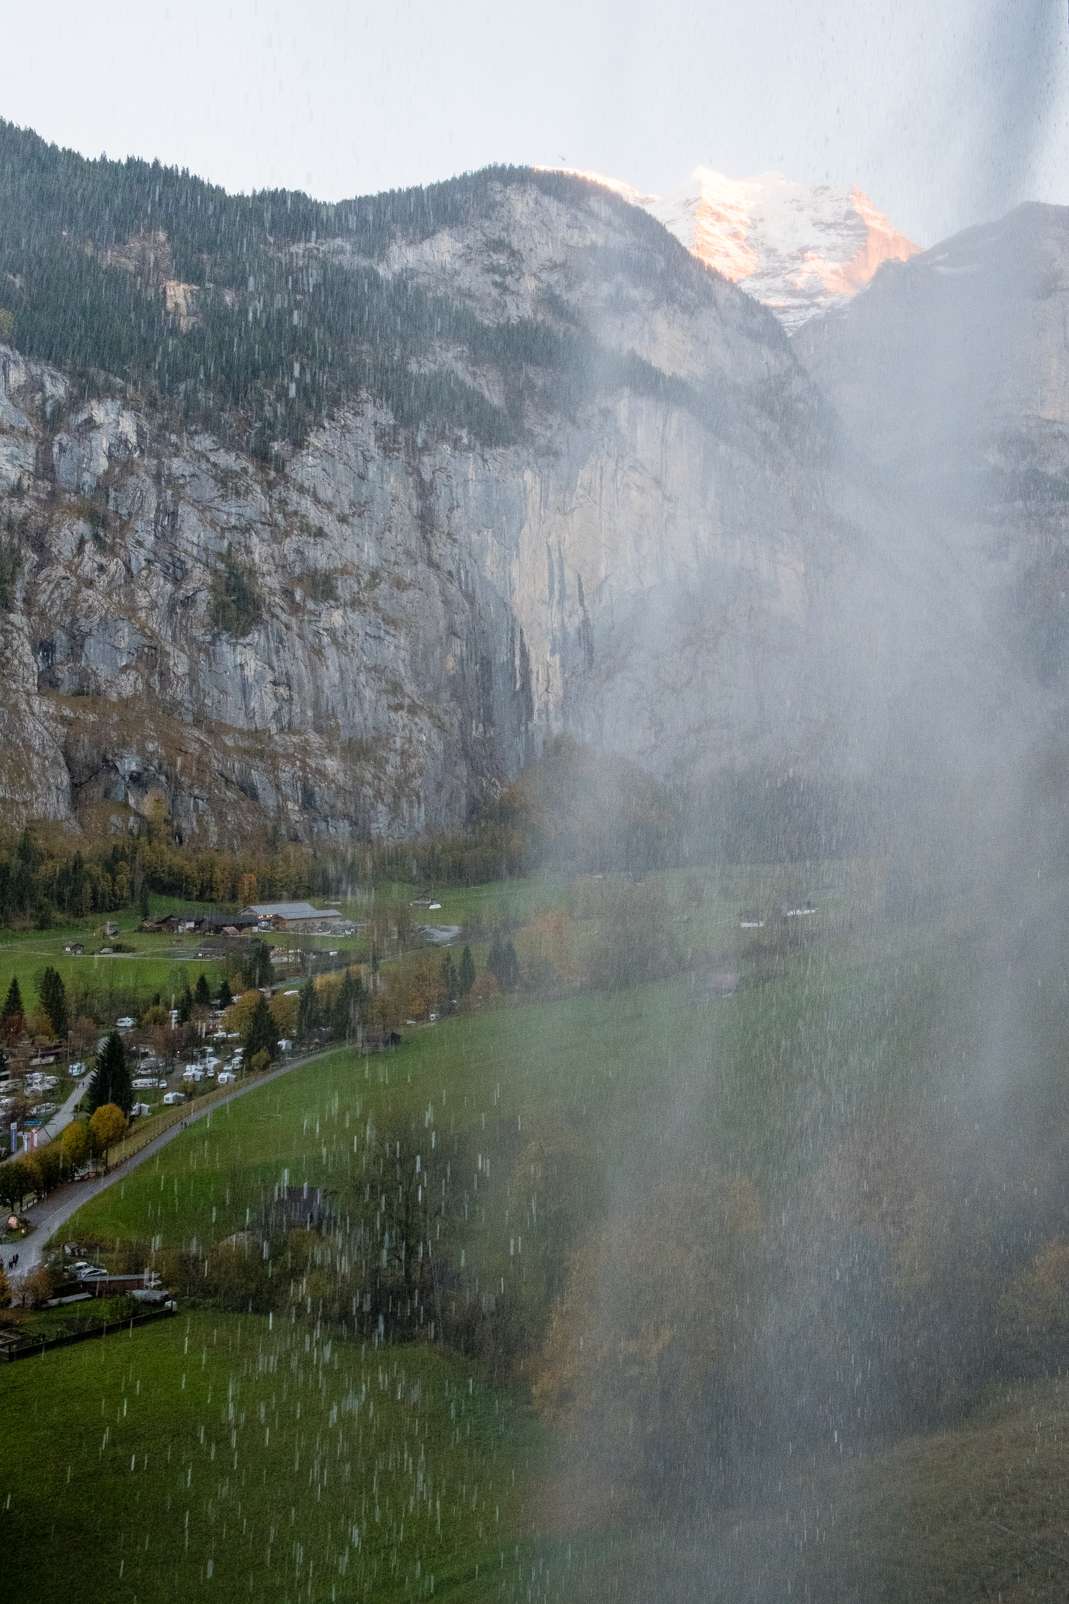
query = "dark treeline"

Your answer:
(358, 737), (874, 888)
(0, 827), (317, 925)
(0, 739), (871, 926)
